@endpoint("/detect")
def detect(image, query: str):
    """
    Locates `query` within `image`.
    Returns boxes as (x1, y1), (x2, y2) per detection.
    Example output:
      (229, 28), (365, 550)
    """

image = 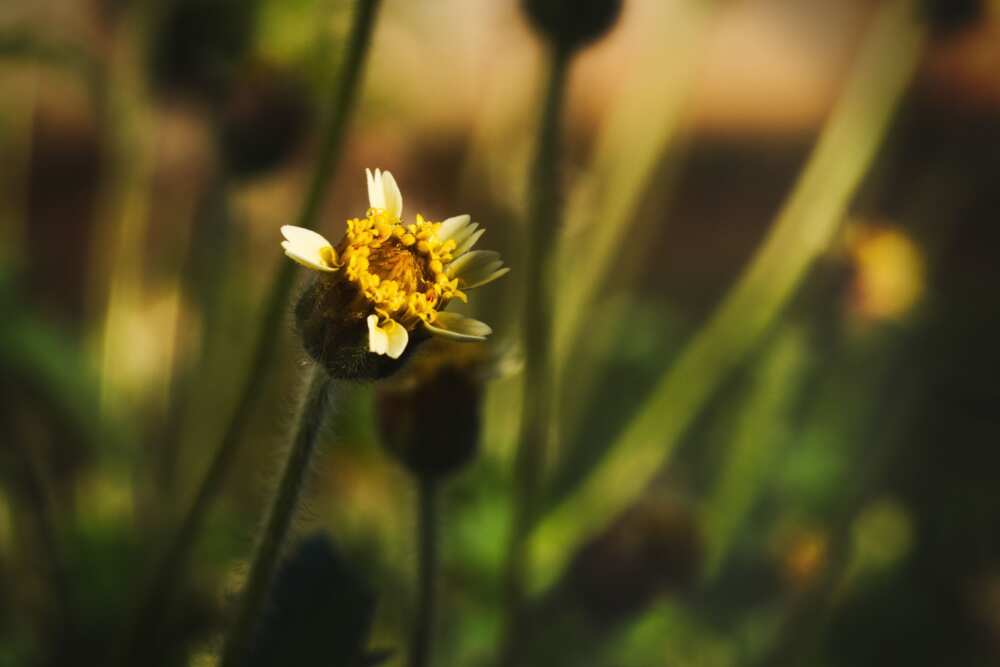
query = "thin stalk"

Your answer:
(153, 172), (233, 505)
(0, 393), (72, 652)
(501, 44), (571, 664)
(115, 0), (382, 661)
(219, 366), (333, 667)
(746, 375), (916, 667)
(410, 477), (439, 667)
